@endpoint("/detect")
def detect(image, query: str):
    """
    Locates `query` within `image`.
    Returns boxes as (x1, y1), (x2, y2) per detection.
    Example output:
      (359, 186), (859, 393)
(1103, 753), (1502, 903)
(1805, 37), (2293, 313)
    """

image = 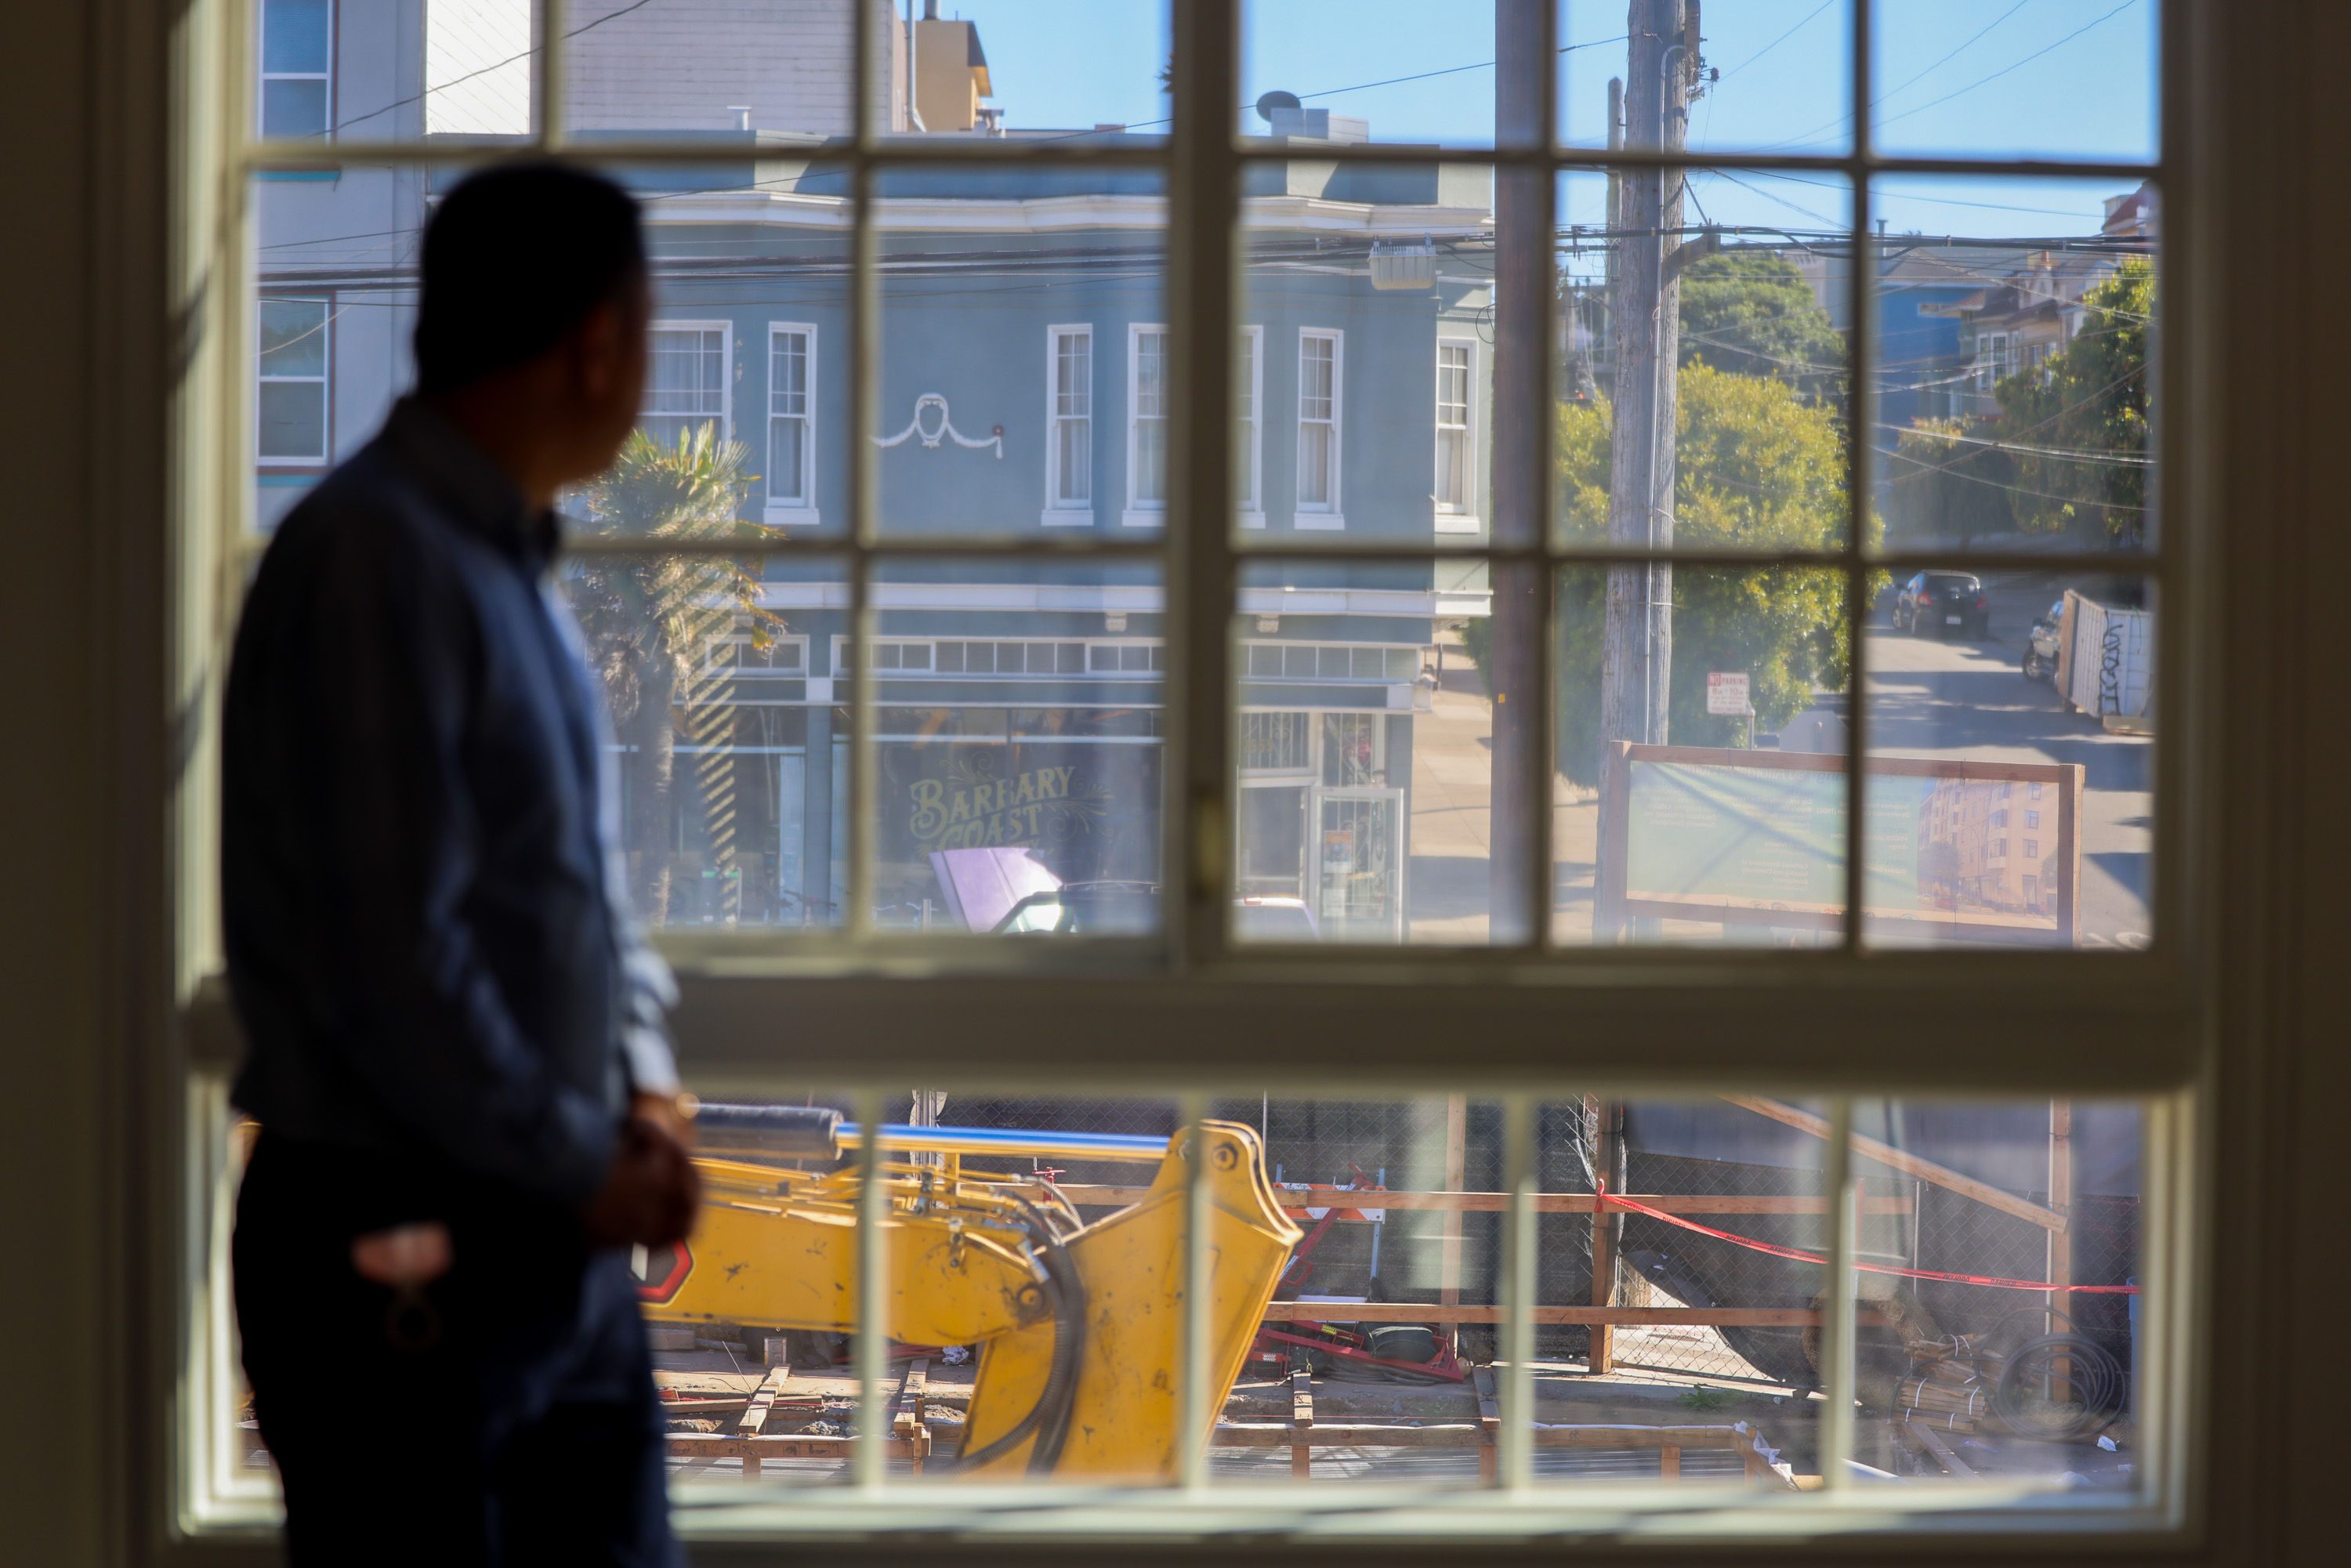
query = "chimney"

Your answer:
(925, 0), (940, 16)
